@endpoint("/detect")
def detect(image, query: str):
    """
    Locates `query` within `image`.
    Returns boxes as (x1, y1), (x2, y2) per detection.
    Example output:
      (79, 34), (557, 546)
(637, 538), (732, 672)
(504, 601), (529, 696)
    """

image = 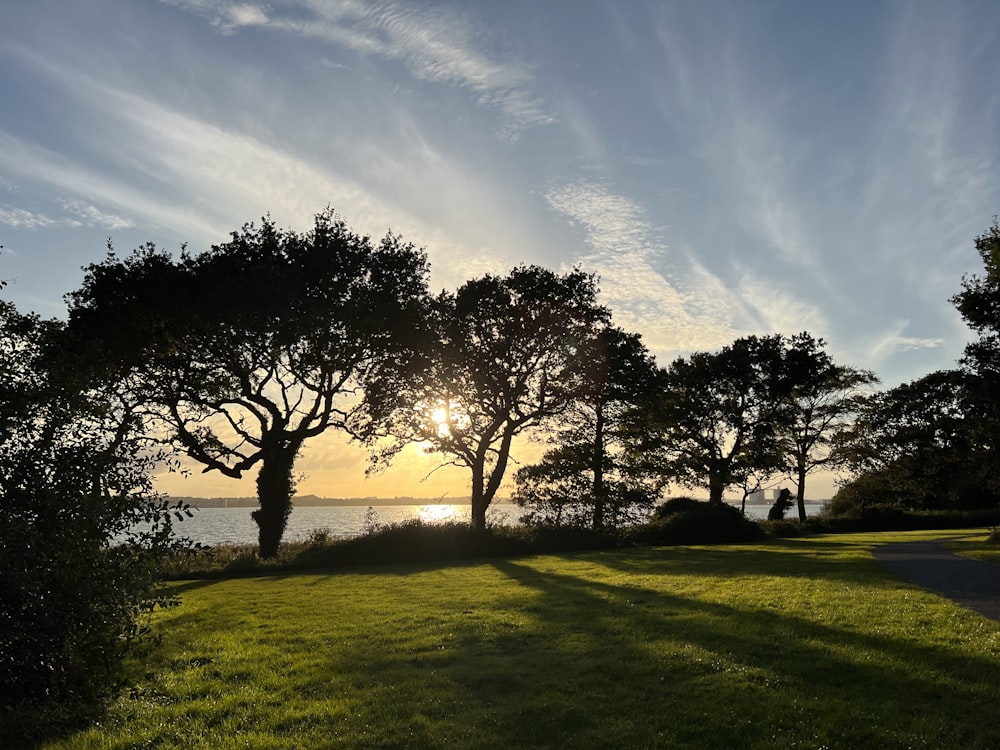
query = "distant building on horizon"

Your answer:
(747, 489), (778, 504)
